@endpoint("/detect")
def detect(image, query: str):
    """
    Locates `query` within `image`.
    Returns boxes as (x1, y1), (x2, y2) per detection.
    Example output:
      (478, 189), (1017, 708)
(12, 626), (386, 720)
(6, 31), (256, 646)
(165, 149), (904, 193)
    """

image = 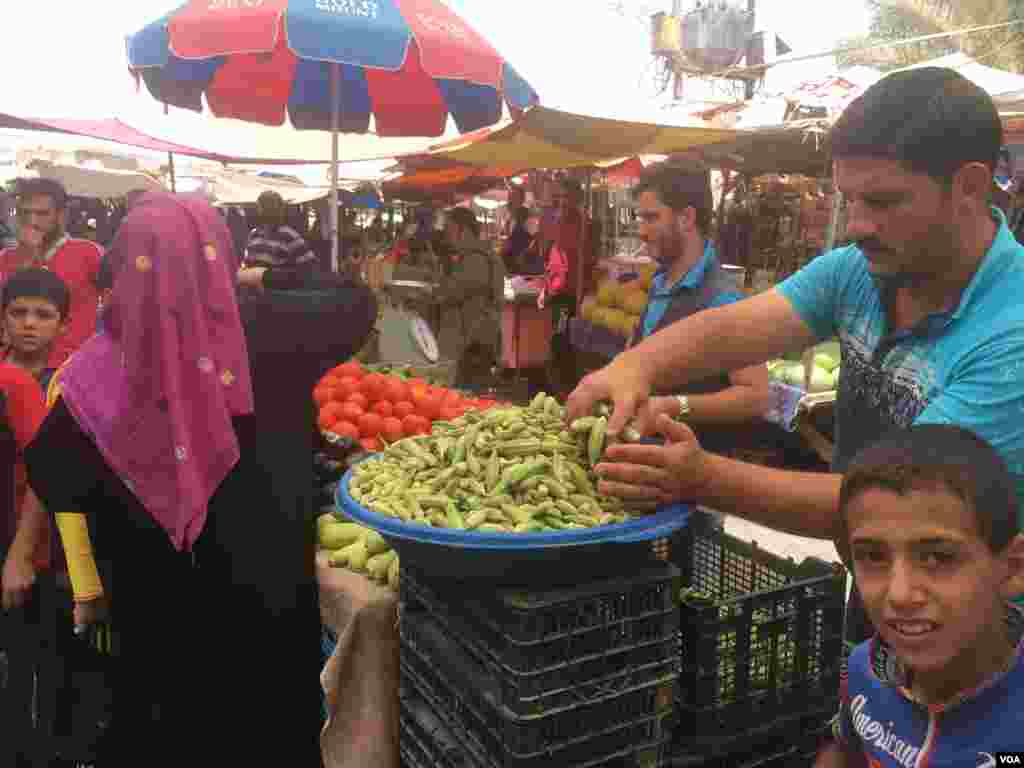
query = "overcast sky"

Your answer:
(7, 0), (869, 117)
(0, 1), (870, 178)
